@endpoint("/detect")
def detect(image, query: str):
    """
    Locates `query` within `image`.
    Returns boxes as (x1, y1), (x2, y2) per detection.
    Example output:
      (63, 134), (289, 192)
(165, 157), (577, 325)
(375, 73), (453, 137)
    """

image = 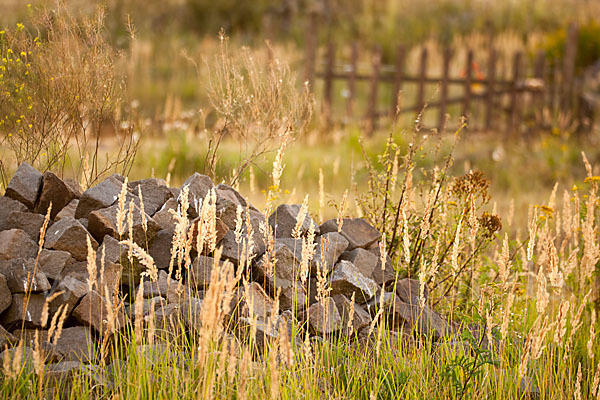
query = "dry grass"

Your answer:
(0, 4), (138, 189)
(1, 3), (600, 399)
